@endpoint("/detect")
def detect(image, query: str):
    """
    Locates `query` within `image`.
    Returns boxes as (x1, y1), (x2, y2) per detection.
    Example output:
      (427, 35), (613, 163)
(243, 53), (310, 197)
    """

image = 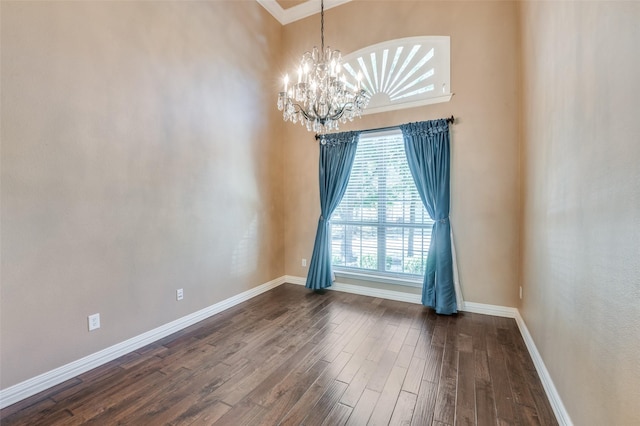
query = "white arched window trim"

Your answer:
(342, 36), (452, 116)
